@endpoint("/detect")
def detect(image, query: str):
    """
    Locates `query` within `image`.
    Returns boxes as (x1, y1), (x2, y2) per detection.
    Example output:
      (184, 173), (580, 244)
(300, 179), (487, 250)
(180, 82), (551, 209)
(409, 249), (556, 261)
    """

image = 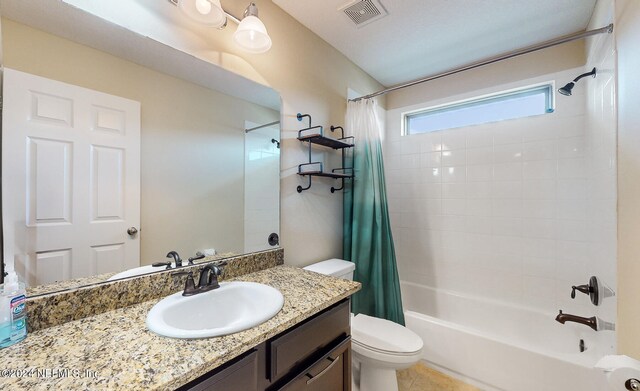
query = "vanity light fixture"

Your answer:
(171, 0), (272, 54)
(178, 0), (226, 28)
(233, 3), (272, 54)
